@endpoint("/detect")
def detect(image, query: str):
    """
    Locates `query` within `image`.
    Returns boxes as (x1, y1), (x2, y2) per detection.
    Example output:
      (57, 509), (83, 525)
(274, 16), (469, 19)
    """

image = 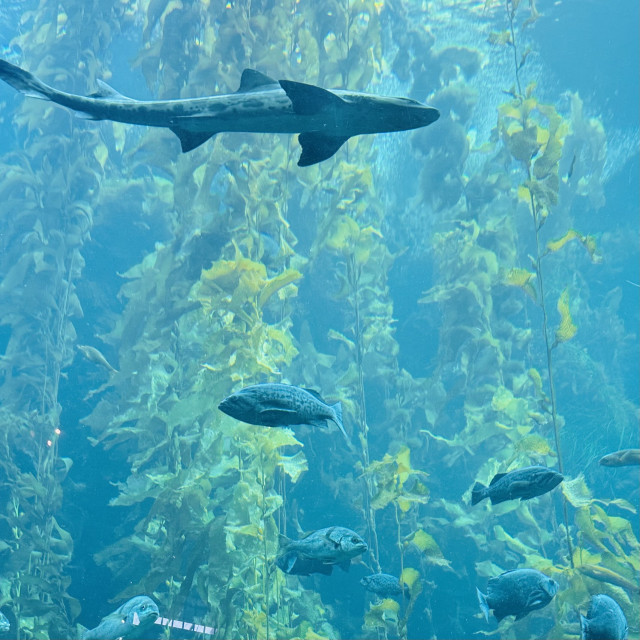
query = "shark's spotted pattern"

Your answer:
(0, 60), (439, 166)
